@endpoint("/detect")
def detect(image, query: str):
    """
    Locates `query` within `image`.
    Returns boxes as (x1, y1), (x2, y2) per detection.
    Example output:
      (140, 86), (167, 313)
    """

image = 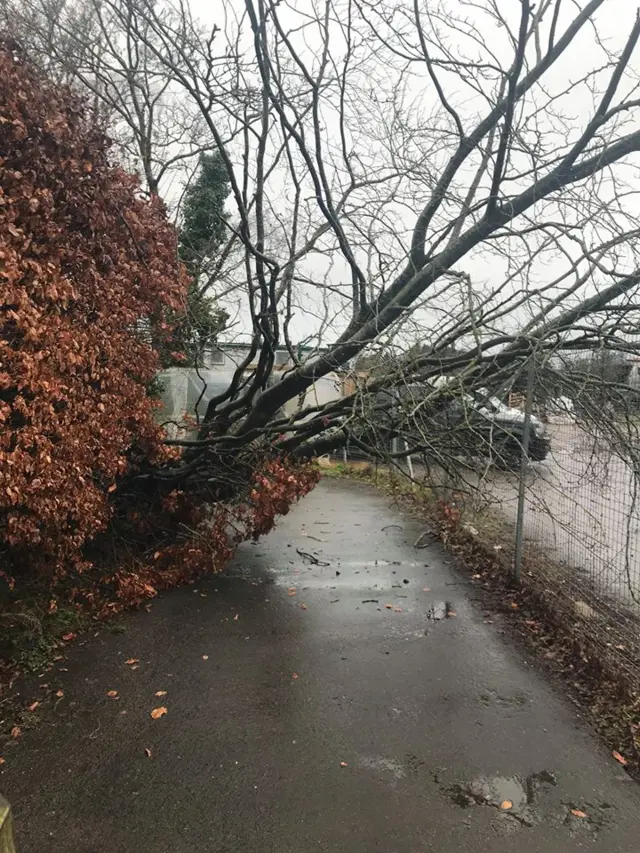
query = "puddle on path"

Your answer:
(425, 601), (456, 622)
(358, 755), (406, 784)
(447, 771), (557, 827)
